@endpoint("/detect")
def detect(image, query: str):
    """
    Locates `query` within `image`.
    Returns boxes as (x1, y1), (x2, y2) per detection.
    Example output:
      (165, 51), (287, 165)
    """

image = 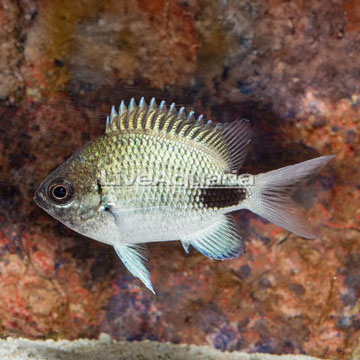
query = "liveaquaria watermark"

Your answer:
(100, 170), (255, 189)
